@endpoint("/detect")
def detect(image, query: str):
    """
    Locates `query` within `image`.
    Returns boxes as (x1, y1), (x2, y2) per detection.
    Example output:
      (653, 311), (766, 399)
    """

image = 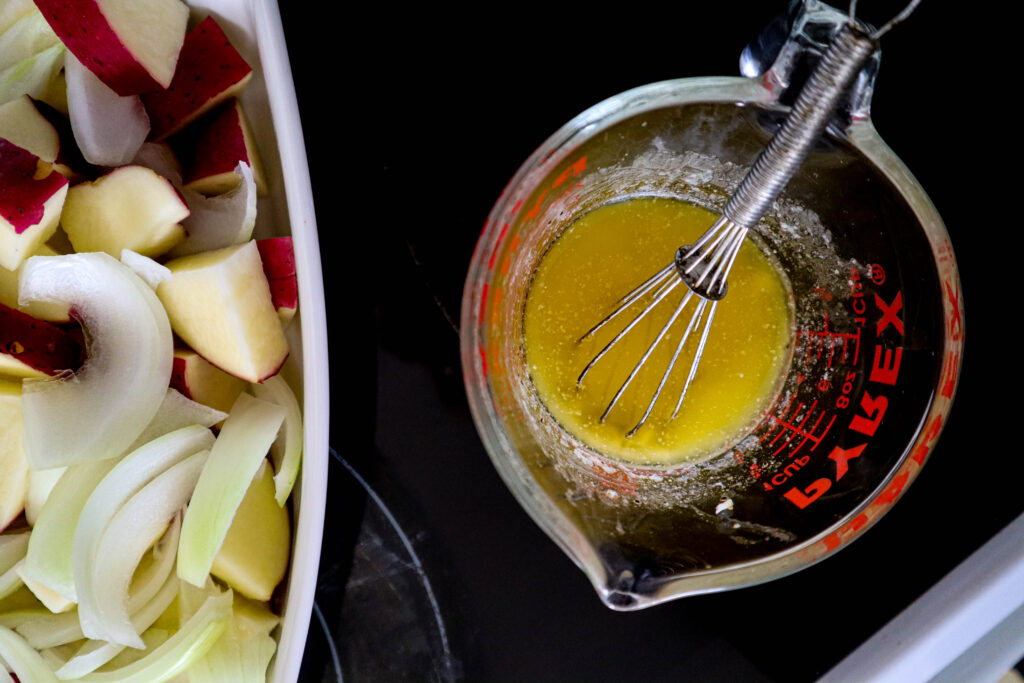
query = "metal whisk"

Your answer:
(577, 1), (919, 437)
